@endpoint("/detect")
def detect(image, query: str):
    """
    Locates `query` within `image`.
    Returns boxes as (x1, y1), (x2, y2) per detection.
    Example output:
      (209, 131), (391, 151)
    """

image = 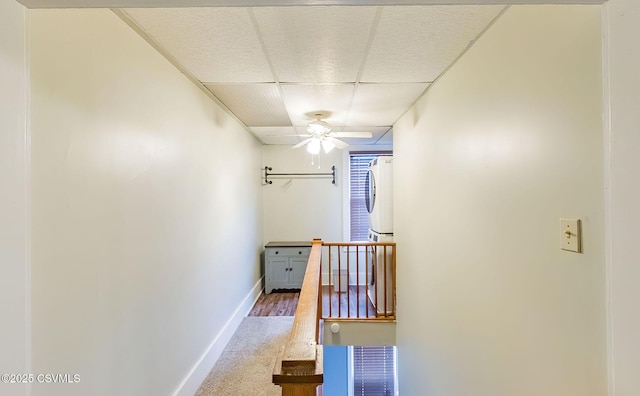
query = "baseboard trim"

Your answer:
(172, 276), (263, 396)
